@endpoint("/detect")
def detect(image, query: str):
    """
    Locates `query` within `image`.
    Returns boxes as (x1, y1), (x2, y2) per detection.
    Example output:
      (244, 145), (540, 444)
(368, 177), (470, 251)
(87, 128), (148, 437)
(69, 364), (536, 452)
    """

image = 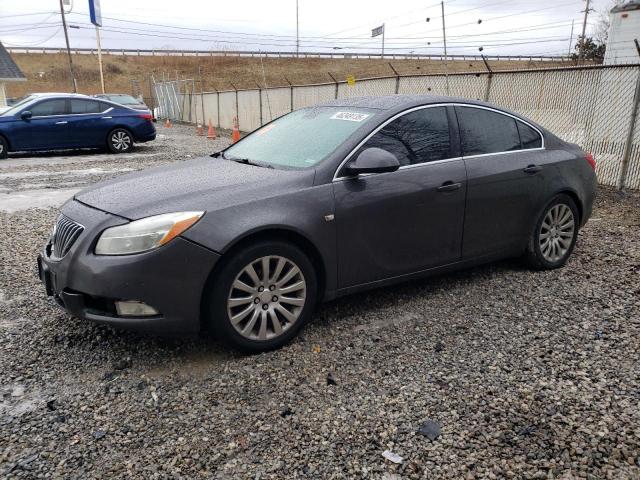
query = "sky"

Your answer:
(0, 0), (614, 57)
